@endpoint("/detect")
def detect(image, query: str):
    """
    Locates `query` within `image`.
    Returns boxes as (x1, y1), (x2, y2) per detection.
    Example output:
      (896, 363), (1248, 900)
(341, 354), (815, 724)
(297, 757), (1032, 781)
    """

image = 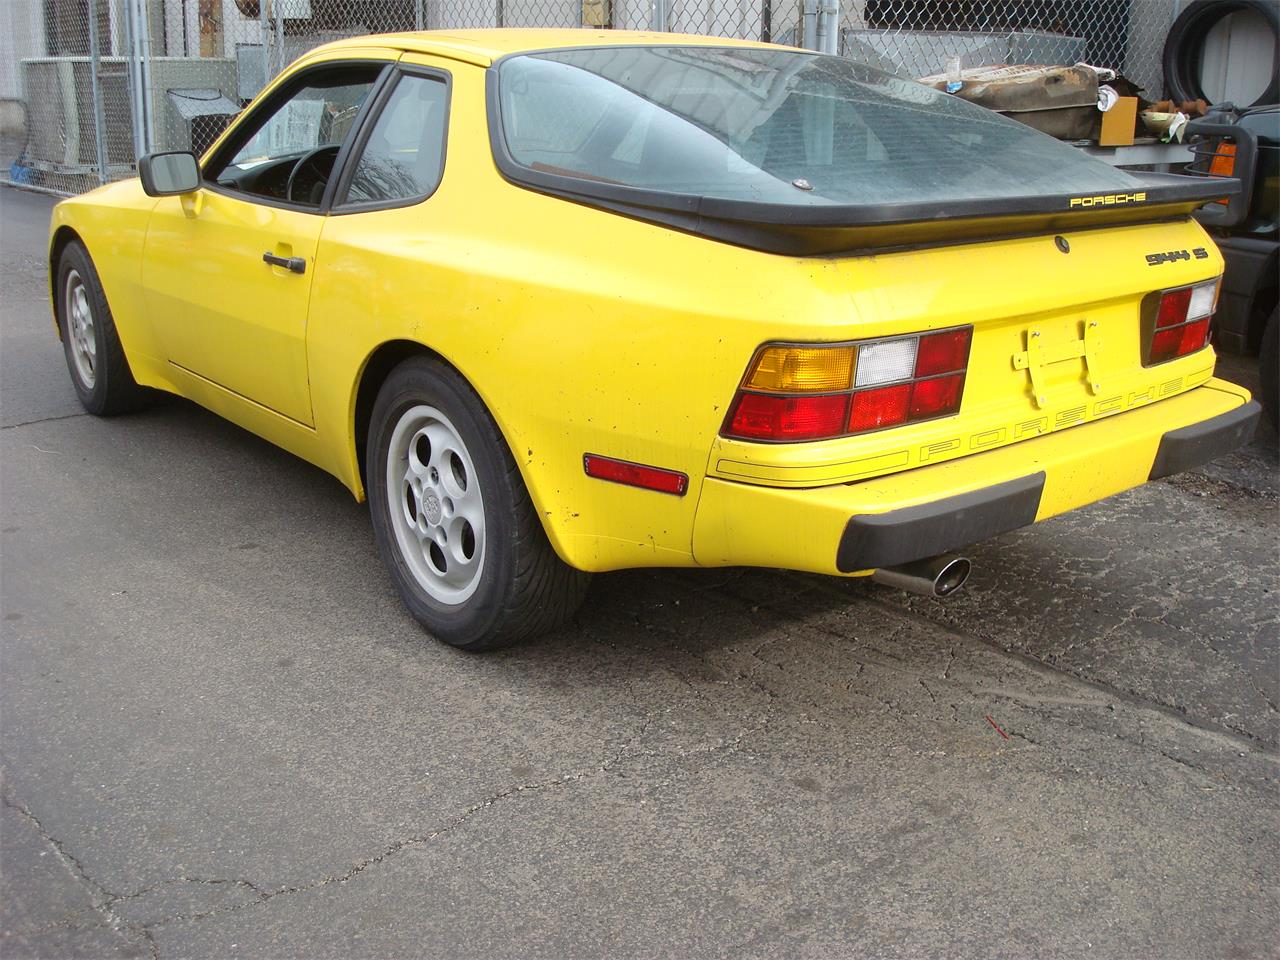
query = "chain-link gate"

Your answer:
(4, 0), (1183, 196)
